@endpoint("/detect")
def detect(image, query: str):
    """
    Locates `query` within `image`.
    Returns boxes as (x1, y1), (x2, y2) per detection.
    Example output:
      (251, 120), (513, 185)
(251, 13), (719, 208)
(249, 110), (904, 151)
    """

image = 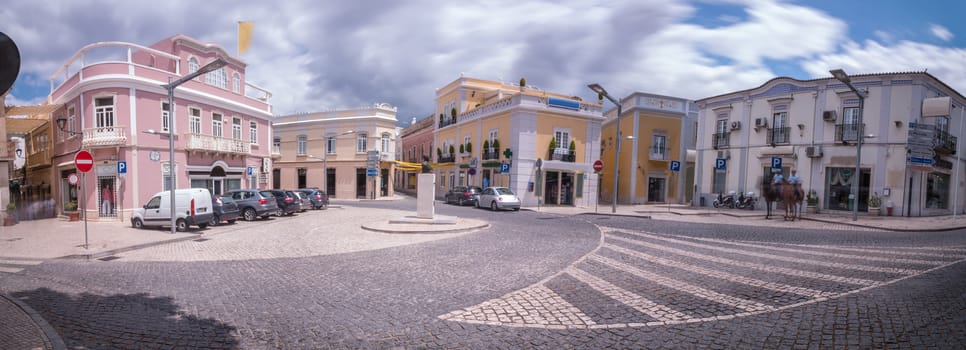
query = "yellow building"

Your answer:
(273, 103), (398, 199)
(433, 77), (604, 207)
(600, 93), (697, 204)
